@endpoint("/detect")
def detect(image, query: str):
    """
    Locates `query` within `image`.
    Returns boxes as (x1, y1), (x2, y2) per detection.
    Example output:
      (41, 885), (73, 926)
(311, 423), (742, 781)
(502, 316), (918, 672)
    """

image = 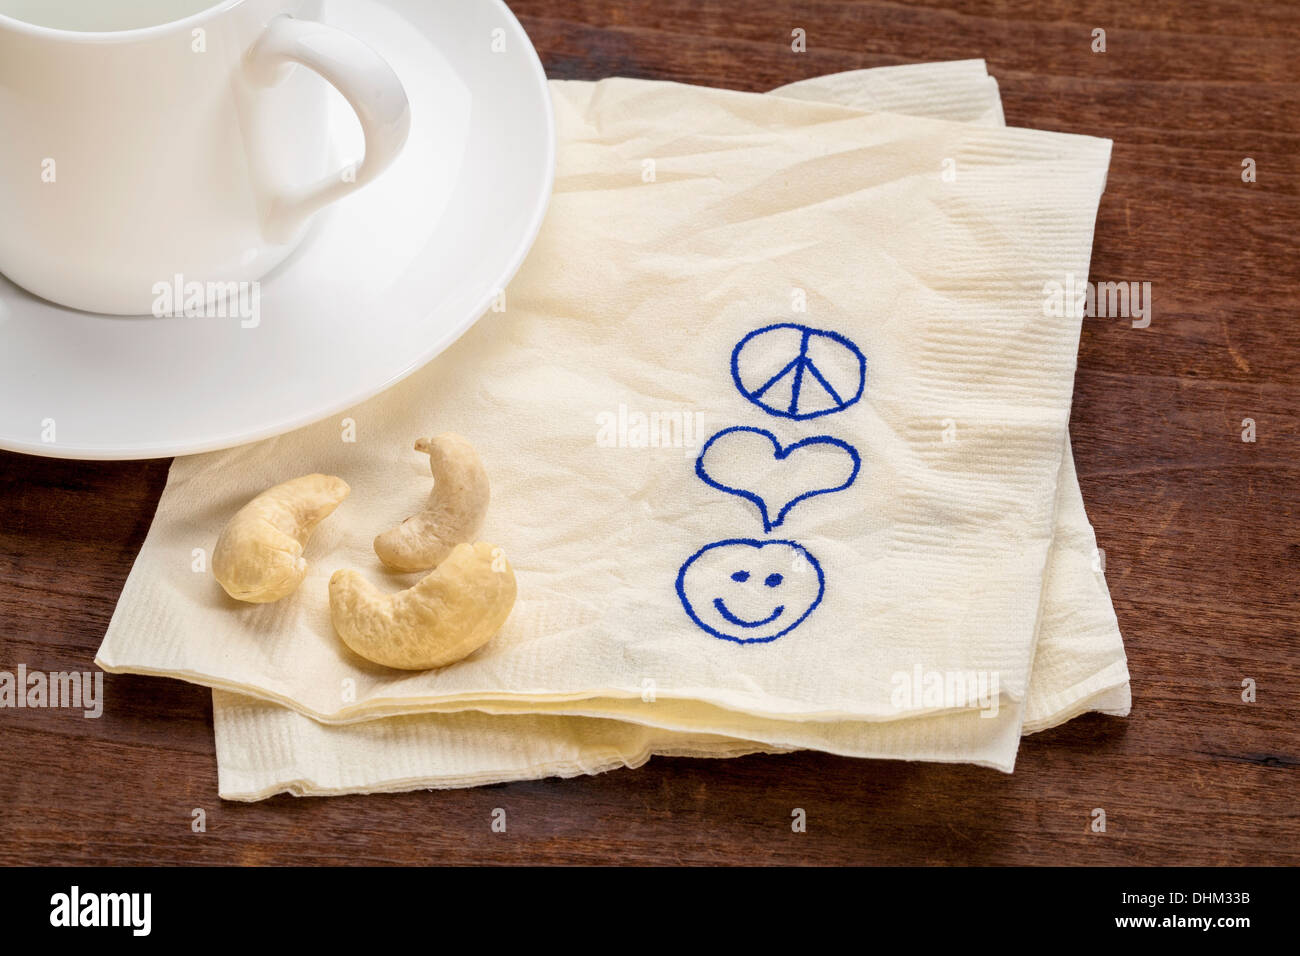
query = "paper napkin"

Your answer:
(98, 62), (1127, 798)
